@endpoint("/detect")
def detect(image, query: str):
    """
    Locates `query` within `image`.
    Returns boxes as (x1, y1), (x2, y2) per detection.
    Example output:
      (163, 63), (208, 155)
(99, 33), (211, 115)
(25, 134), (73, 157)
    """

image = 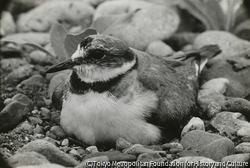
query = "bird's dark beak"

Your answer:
(46, 58), (77, 74)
